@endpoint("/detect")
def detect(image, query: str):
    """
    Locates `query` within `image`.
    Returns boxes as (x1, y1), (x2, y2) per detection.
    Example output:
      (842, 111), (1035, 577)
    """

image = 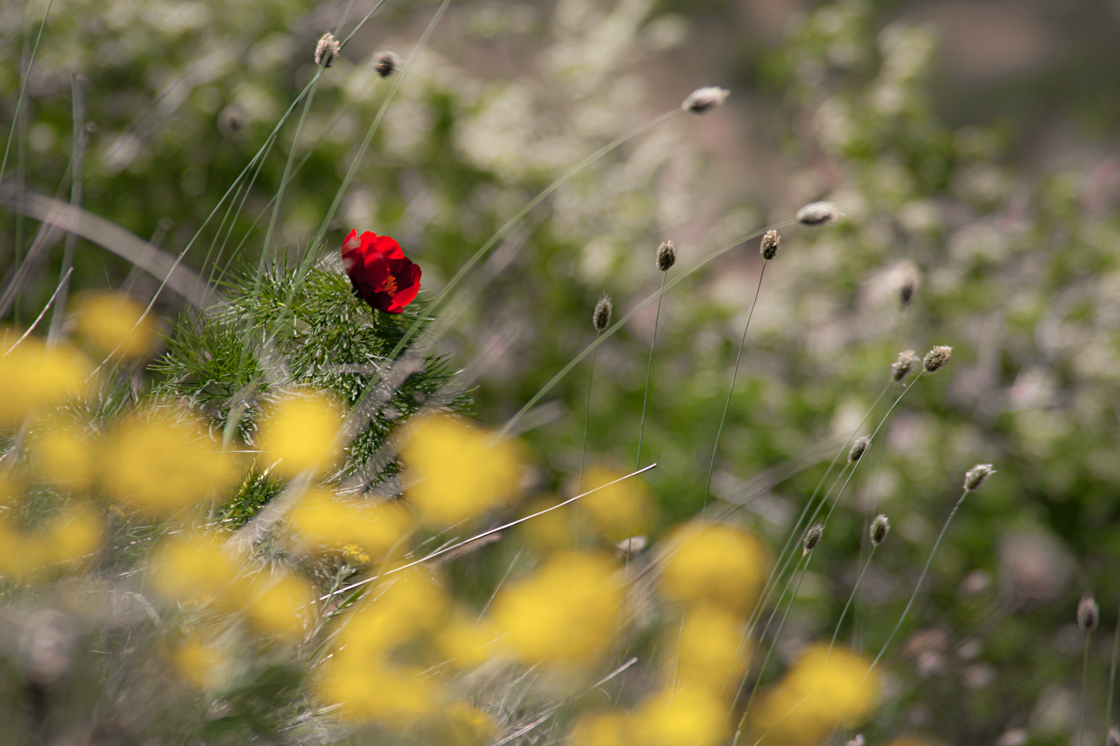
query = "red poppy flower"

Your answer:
(340, 229), (422, 314)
